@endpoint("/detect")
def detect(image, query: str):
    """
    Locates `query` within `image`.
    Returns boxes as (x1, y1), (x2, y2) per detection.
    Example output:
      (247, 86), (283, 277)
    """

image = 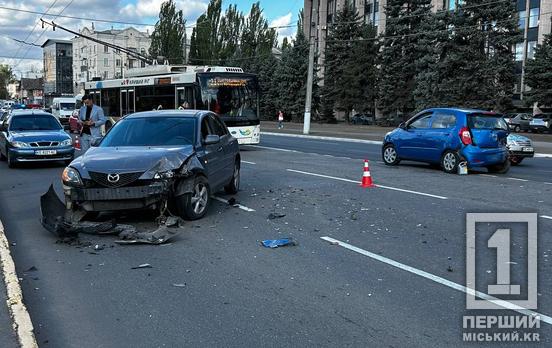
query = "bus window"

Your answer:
(101, 89), (120, 116)
(198, 74), (259, 120)
(177, 86), (194, 109)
